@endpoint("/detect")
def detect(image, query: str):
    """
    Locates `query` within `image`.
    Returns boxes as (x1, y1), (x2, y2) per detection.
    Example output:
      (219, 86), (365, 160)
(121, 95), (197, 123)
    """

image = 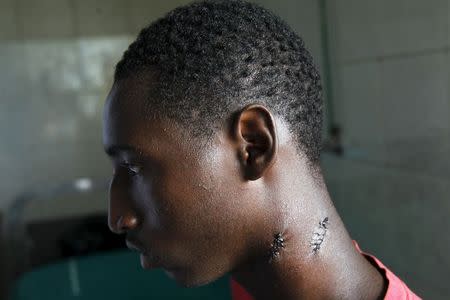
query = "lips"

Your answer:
(126, 239), (163, 269)
(126, 239), (147, 255)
